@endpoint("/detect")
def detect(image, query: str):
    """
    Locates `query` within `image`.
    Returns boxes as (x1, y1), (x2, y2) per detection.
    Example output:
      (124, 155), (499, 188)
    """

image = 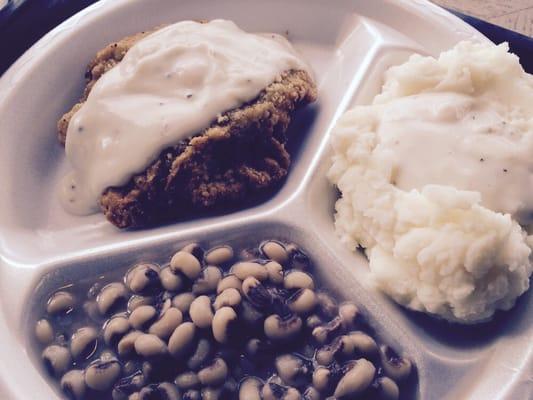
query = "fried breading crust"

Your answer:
(58, 29), (317, 228)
